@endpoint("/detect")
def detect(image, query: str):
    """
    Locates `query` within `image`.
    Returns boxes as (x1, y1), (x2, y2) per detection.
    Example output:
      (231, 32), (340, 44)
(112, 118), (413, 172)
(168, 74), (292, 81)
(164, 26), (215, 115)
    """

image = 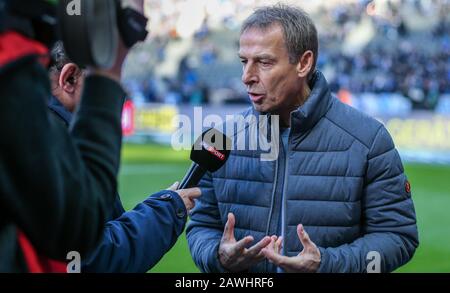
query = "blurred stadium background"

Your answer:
(117, 0), (450, 272)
